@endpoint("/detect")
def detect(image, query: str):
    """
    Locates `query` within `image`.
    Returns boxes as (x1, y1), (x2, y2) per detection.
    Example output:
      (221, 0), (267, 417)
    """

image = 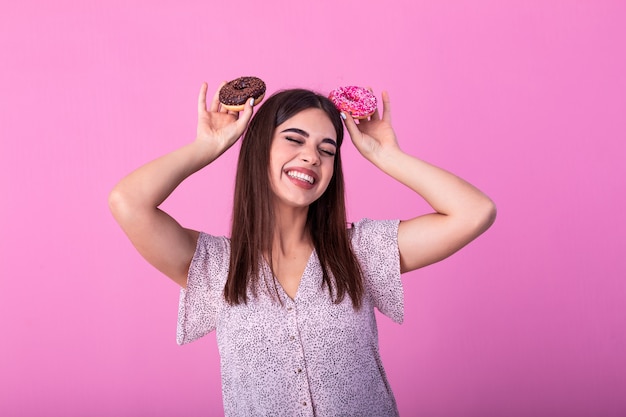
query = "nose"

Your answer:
(300, 144), (320, 166)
